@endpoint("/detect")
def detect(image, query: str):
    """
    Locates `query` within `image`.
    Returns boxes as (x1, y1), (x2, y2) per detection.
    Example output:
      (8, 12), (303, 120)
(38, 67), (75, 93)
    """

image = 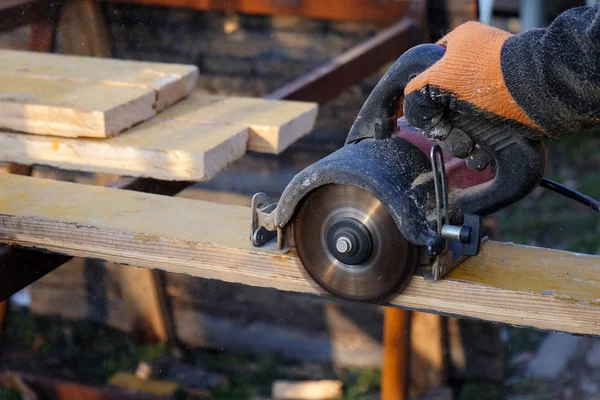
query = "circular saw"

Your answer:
(249, 43), (598, 302)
